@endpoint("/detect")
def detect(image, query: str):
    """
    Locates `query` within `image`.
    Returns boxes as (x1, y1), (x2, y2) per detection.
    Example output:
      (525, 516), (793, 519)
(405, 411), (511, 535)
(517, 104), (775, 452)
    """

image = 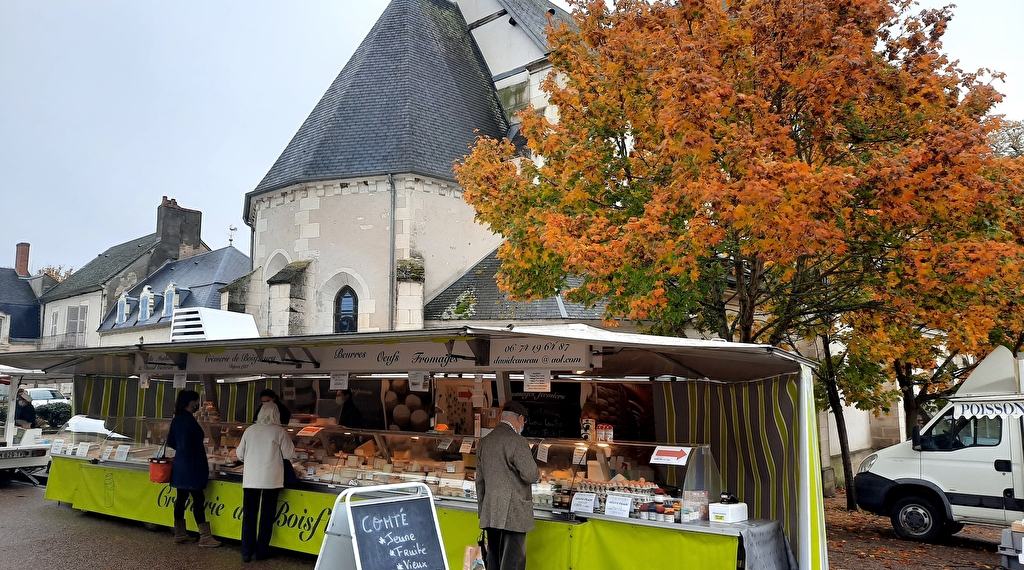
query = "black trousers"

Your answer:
(484, 527), (527, 570)
(241, 487), (280, 558)
(173, 488), (206, 524)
